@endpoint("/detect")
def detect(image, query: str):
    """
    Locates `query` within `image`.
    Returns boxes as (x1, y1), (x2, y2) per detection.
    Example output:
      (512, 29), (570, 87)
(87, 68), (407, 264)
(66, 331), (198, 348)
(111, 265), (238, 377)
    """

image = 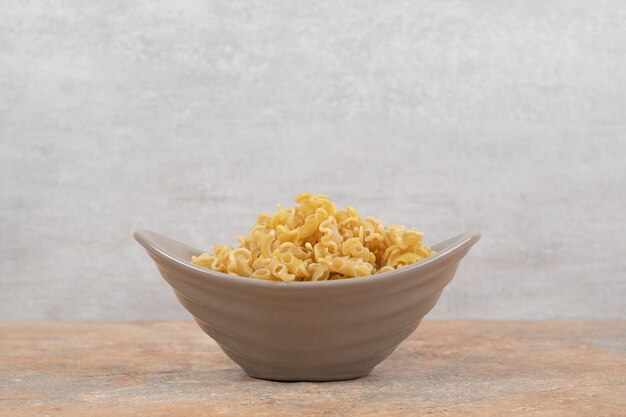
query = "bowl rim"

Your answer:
(135, 229), (480, 289)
